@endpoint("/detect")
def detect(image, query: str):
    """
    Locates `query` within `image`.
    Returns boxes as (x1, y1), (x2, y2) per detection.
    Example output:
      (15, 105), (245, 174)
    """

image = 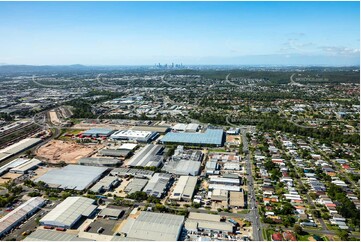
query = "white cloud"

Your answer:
(319, 46), (360, 56)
